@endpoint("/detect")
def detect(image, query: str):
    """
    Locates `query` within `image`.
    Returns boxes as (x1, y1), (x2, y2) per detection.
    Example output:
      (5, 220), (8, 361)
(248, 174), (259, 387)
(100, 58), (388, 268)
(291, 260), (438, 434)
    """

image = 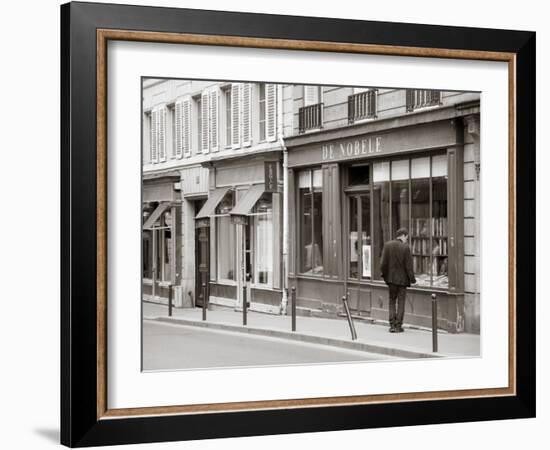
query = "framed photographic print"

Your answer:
(60, 1), (535, 447)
